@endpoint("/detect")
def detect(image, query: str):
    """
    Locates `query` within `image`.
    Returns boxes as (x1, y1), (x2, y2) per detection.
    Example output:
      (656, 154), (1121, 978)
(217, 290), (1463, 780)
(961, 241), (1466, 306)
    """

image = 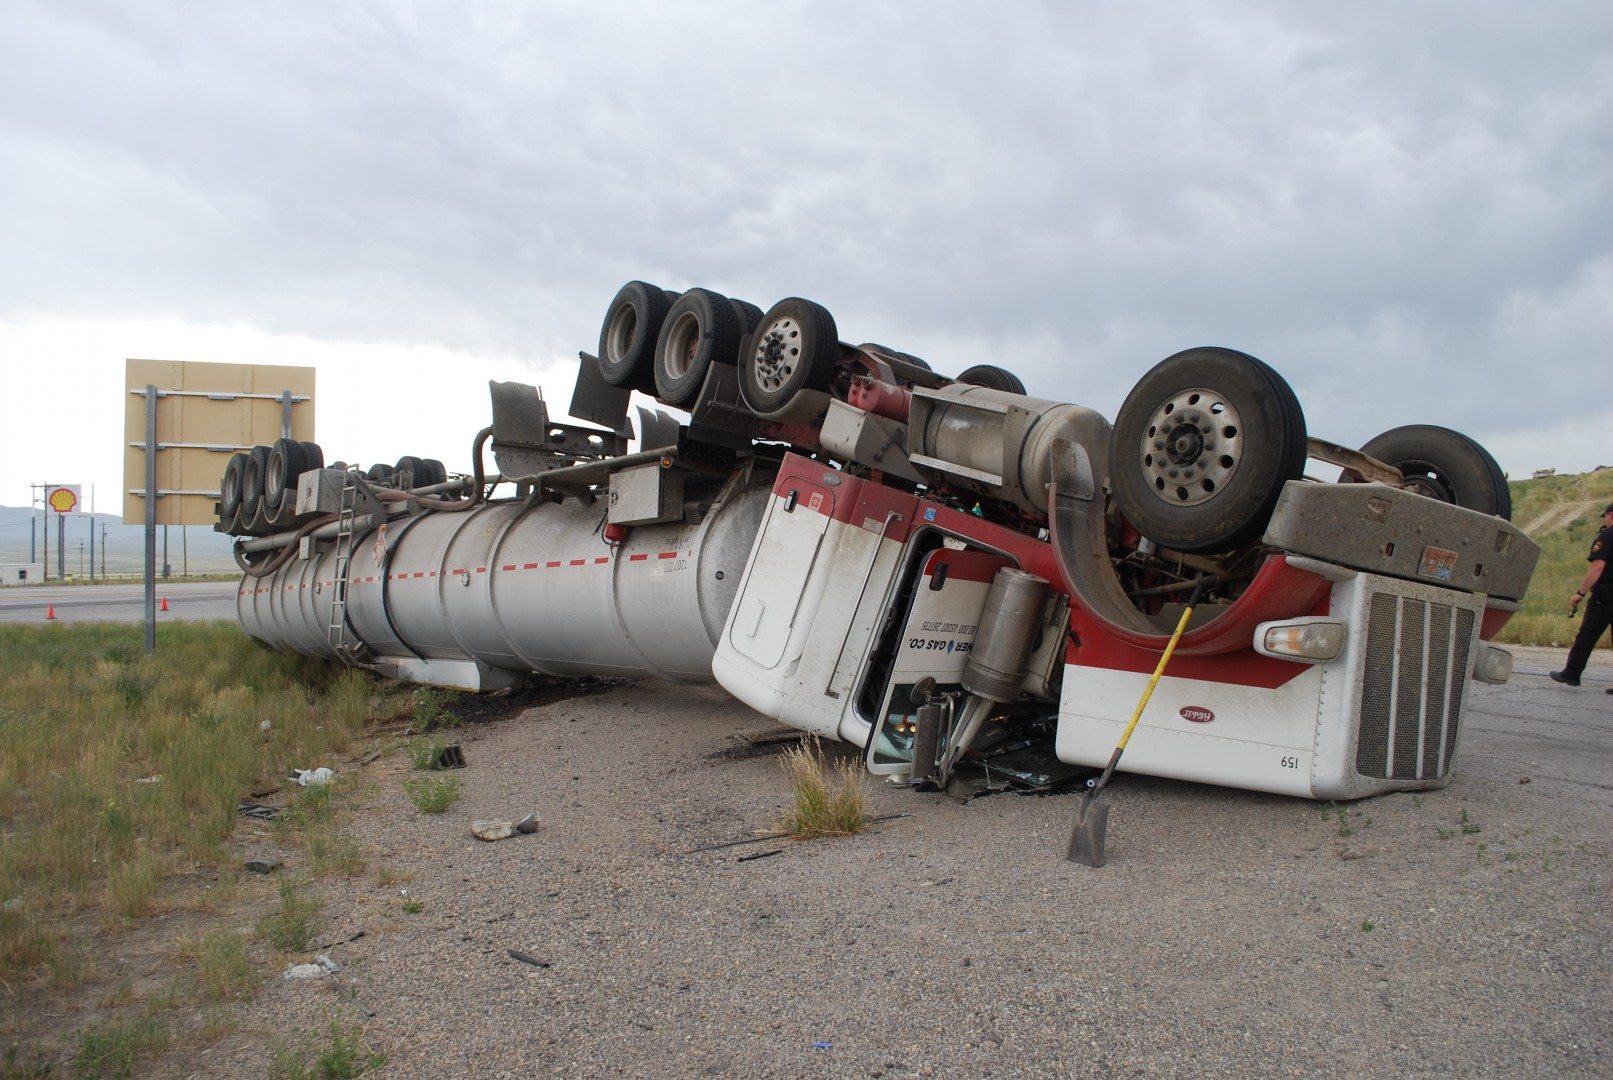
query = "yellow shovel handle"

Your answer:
(1113, 602), (1195, 753)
